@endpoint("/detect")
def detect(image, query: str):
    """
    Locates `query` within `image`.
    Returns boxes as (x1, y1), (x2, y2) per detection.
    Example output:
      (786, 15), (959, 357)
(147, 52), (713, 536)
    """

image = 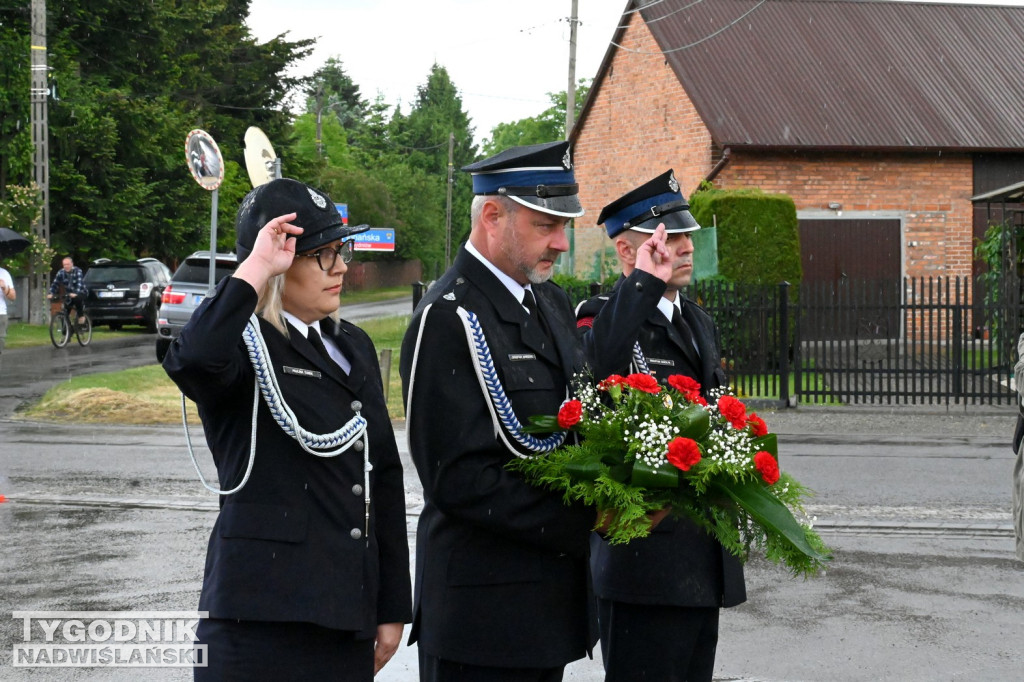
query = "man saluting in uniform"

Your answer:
(400, 141), (600, 681)
(577, 170), (747, 682)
